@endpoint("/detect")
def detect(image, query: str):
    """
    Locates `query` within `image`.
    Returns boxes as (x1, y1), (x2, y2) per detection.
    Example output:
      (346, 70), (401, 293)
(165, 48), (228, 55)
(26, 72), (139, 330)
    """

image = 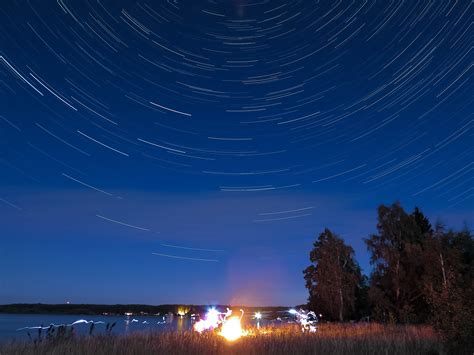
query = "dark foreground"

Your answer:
(1, 323), (455, 355)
